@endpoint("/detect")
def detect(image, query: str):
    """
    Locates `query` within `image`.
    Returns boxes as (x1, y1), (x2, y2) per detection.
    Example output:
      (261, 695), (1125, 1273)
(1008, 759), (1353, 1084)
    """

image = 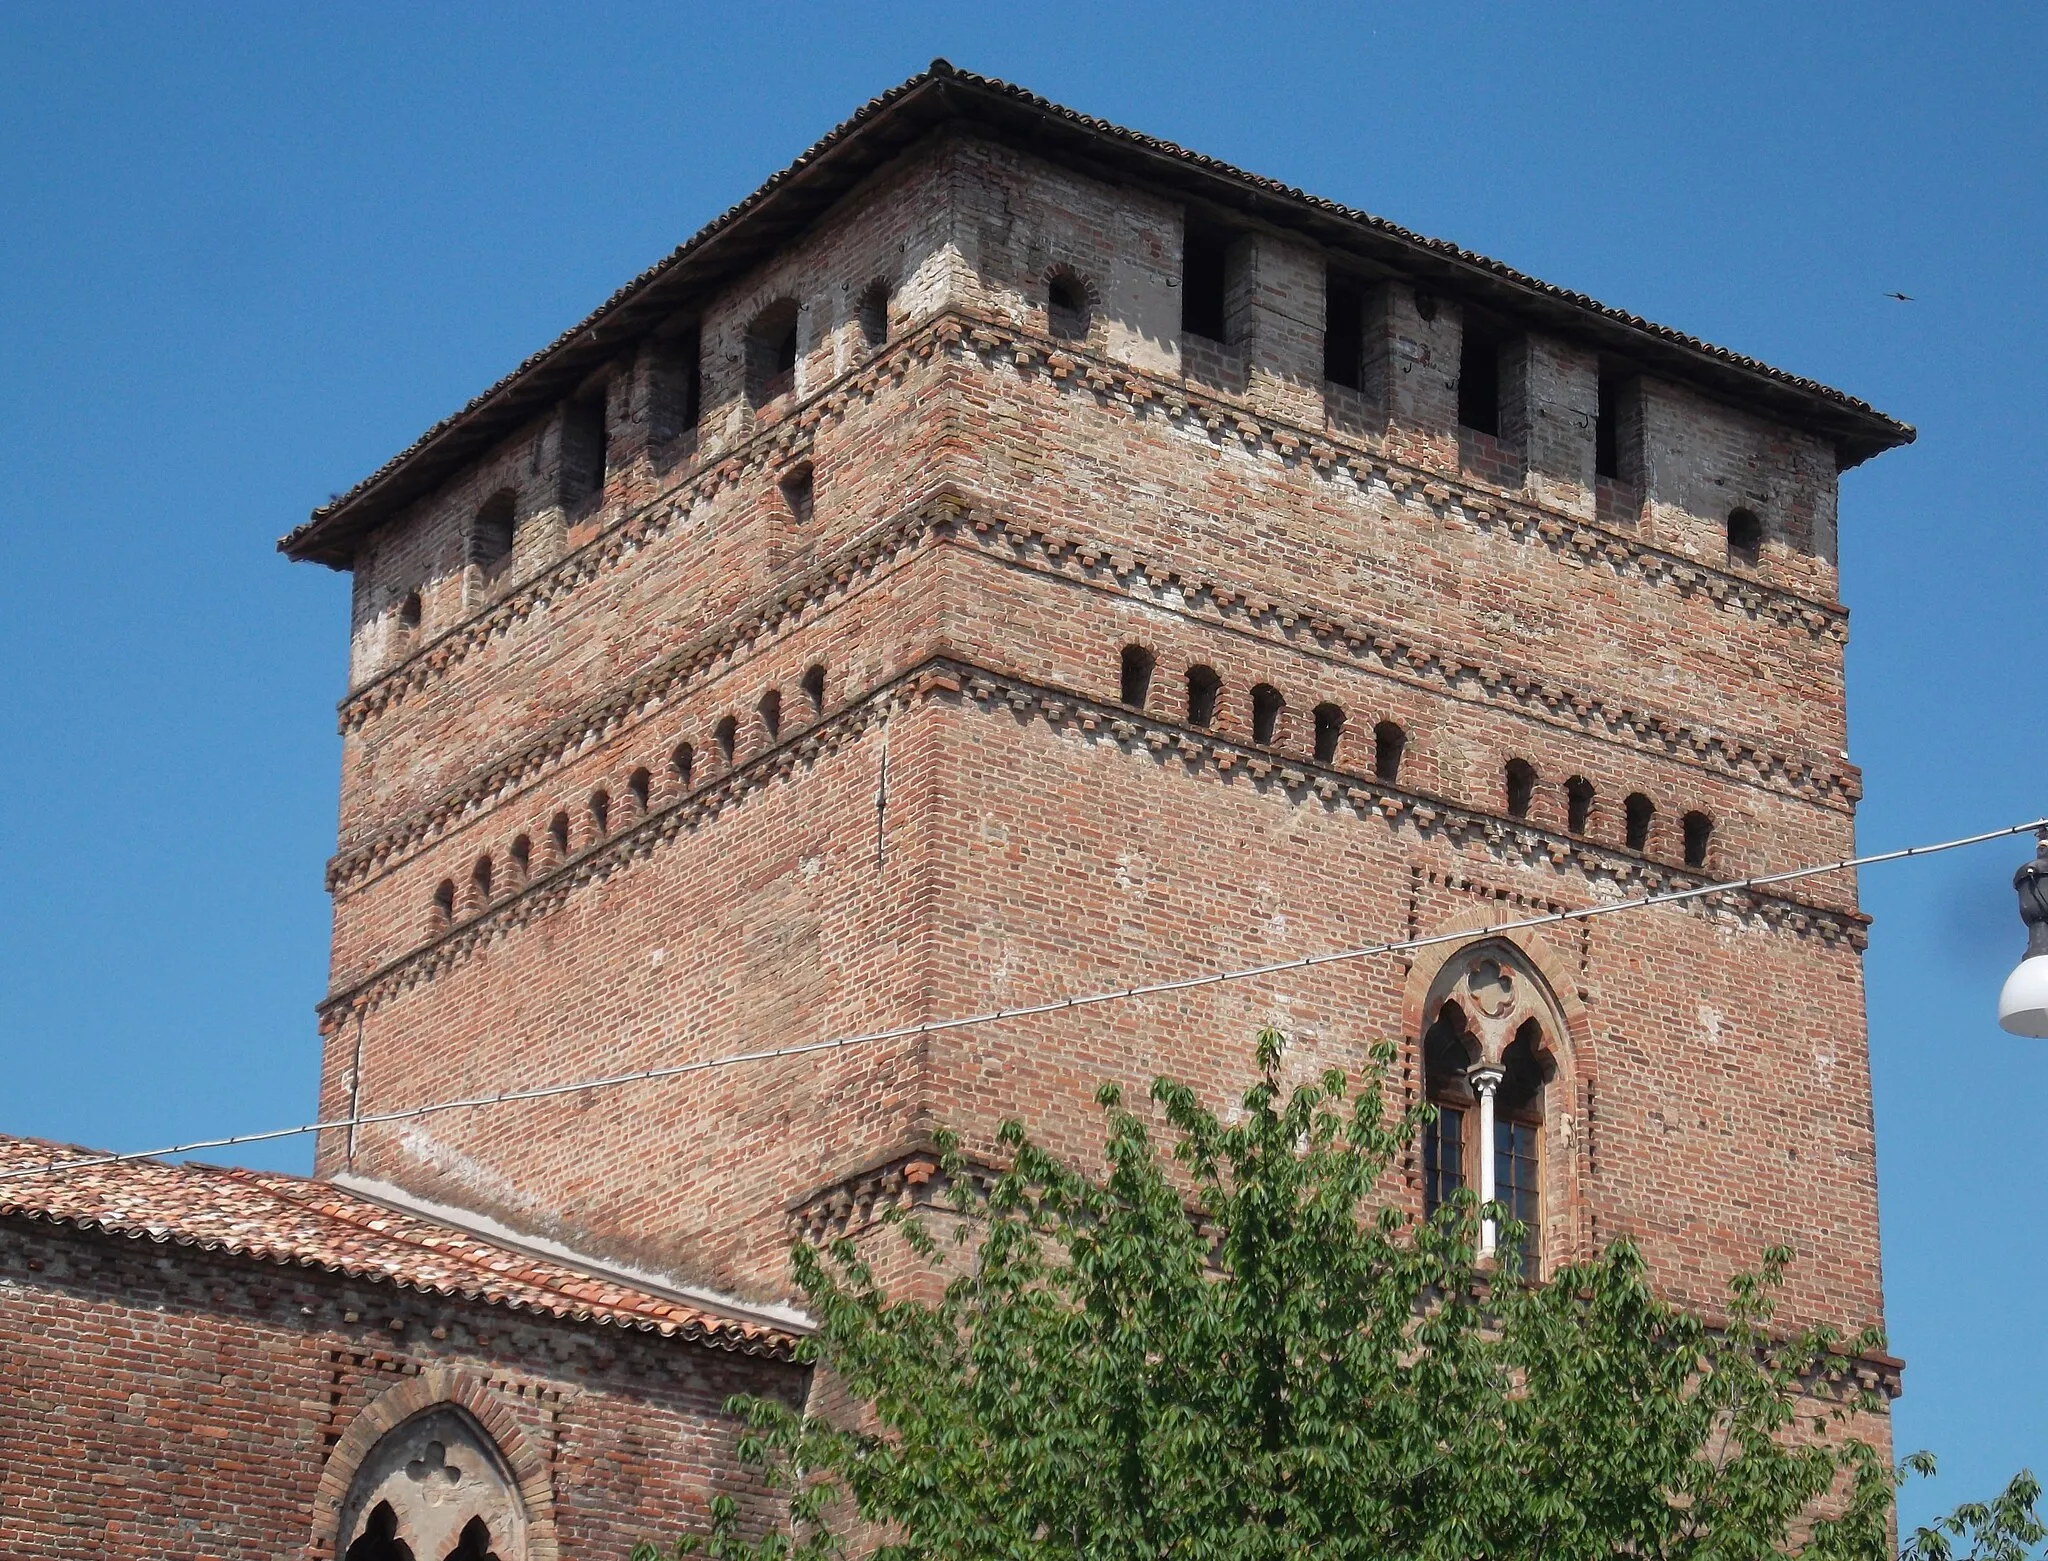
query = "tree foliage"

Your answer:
(636, 1031), (2038, 1561)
